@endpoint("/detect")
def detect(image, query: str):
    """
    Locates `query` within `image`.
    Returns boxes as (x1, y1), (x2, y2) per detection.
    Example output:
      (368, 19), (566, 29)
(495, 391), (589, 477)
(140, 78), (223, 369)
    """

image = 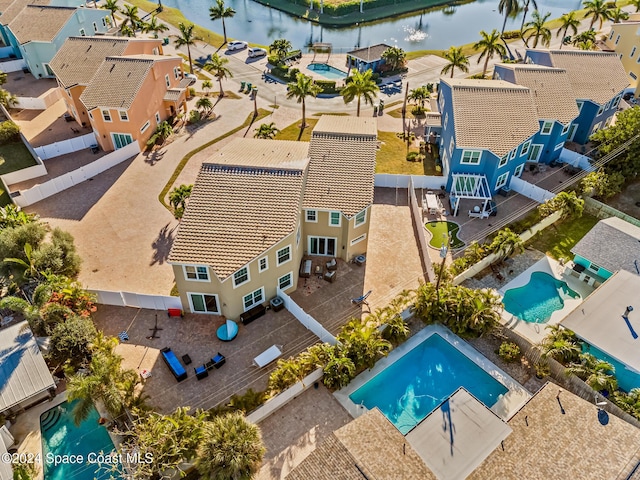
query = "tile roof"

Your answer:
(0, 0), (15, 13)
(80, 55), (170, 110)
(313, 114), (377, 137)
(346, 43), (392, 63)
(208, 137), (310, 170)
(533, 49), (630, 105)
(303, 116), (376, 216)
(0, 321), (55, 413)
(49, 36), (131, 88)
(468, 383), (640, 480)
(570, 216), (640, 274)
(168, 162), (306, 279)
(0, 0), (49, 25)
(8, 4), (74, 43)
(497, 64), (579, 124)
(443, 78), (540, 157)
(287, 408), (436, 480)
(163, 89), (184, 102)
